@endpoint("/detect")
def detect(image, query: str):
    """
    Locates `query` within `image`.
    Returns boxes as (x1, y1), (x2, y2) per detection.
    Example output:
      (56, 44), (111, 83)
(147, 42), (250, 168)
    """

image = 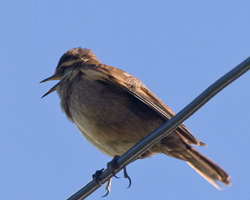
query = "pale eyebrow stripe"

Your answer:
(59, 59), (82, 68)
